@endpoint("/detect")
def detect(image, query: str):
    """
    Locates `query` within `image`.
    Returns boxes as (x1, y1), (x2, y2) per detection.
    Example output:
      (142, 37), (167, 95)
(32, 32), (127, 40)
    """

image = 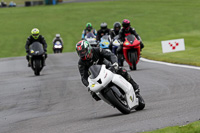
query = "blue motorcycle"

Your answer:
(99, 35), (111, 50)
